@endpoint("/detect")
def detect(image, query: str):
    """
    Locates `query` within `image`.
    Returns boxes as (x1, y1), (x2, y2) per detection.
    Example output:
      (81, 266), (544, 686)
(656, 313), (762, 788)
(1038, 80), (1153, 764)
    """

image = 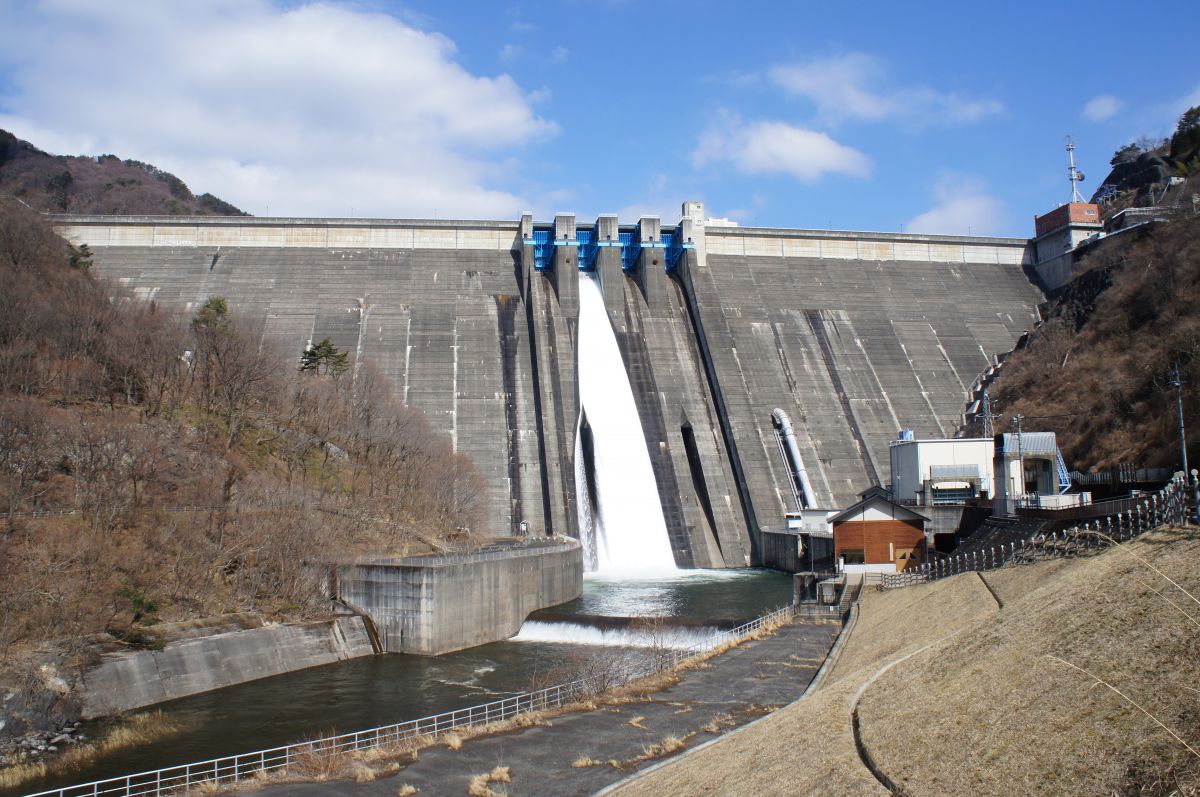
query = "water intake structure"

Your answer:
(575, 270), (677, 574)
